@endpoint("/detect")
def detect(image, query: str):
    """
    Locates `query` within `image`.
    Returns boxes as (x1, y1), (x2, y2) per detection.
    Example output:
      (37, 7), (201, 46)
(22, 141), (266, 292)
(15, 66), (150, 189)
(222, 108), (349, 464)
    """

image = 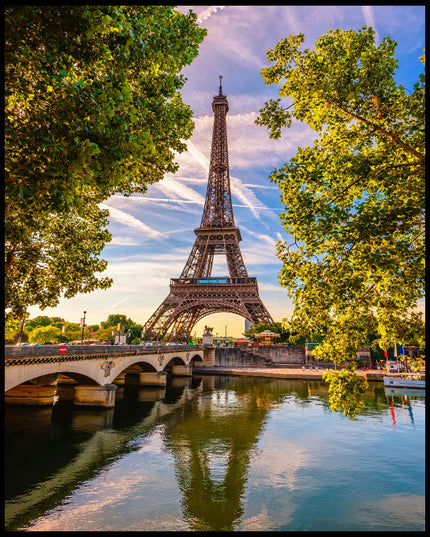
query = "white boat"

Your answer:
(383, 375), (425, 389)
(384, 386), (425, 398)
